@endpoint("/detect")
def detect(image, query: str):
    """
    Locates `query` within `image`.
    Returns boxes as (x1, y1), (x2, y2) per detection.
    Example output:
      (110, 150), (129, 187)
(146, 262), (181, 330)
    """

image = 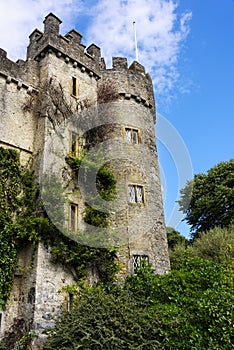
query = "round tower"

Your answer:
(94, 57), (170, 276)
